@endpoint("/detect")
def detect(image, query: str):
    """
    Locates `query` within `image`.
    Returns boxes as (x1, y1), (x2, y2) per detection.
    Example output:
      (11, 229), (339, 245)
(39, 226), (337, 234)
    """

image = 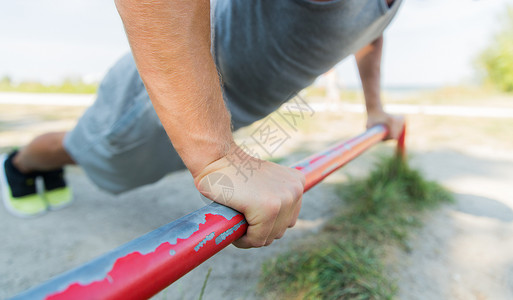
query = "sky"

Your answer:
(0, 0), (511, 88)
